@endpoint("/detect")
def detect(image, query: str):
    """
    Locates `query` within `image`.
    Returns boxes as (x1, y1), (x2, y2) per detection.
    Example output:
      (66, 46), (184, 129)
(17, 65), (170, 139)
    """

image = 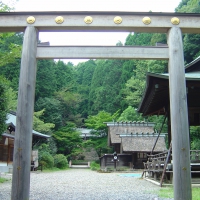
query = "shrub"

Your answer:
(54, 154), (68, 169)
(90, 161), (100, 171)
(39, 152), (54, 169)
